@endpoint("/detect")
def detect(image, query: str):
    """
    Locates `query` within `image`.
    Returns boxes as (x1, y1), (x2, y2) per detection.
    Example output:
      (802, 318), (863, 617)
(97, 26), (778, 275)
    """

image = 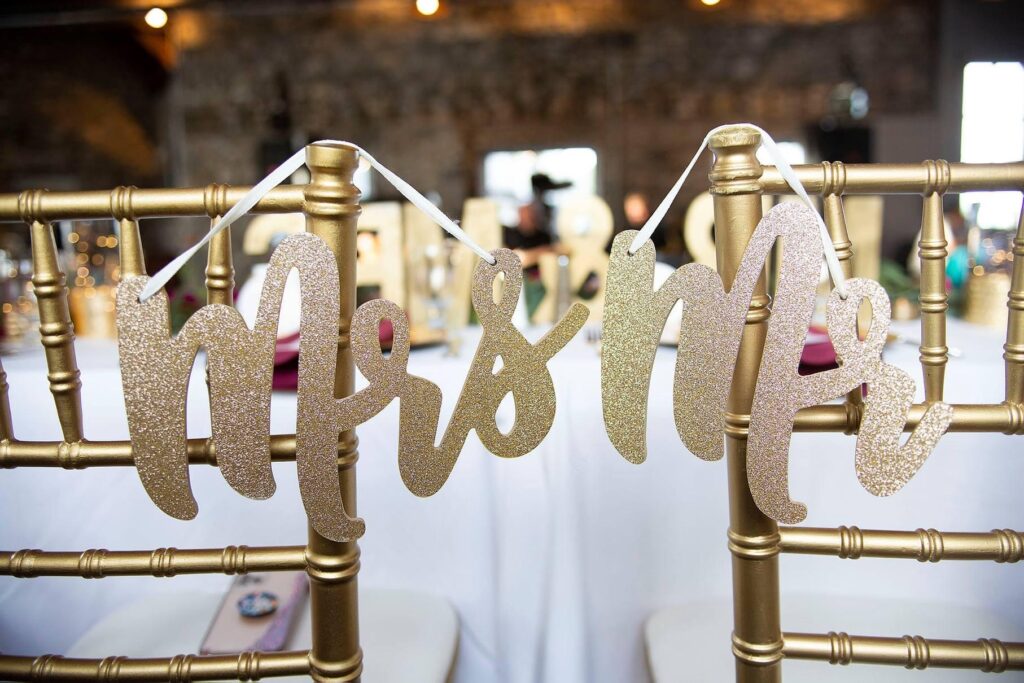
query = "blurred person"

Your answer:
(504, 172), (573, 270)
(504, 173), (571, 253)
(503, 173), (571, 317)
(611, 192), (668, 253)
